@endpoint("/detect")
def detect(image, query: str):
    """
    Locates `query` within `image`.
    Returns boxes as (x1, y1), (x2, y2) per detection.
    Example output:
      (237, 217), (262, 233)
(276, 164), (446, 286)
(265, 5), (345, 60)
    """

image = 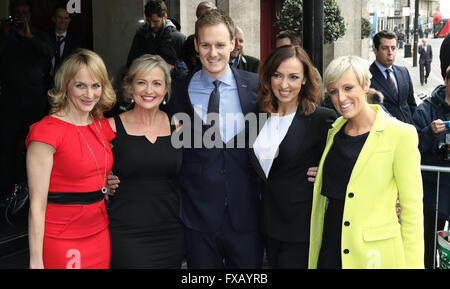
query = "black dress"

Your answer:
(317, 126), (369, 269)
(108, 115), (184, 269)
